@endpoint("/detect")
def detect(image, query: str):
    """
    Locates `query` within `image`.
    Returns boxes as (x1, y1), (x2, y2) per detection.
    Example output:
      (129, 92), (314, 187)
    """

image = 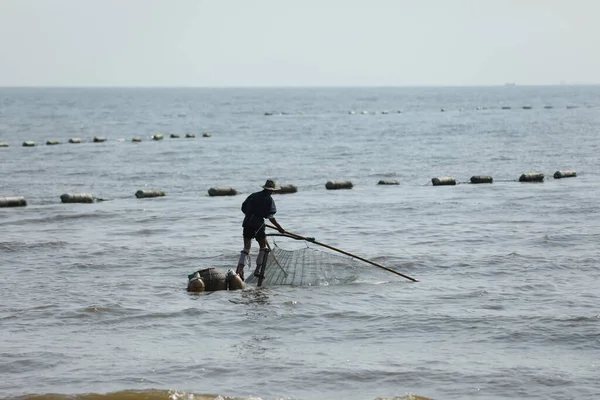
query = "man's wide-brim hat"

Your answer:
(261, 179), (281, 191)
